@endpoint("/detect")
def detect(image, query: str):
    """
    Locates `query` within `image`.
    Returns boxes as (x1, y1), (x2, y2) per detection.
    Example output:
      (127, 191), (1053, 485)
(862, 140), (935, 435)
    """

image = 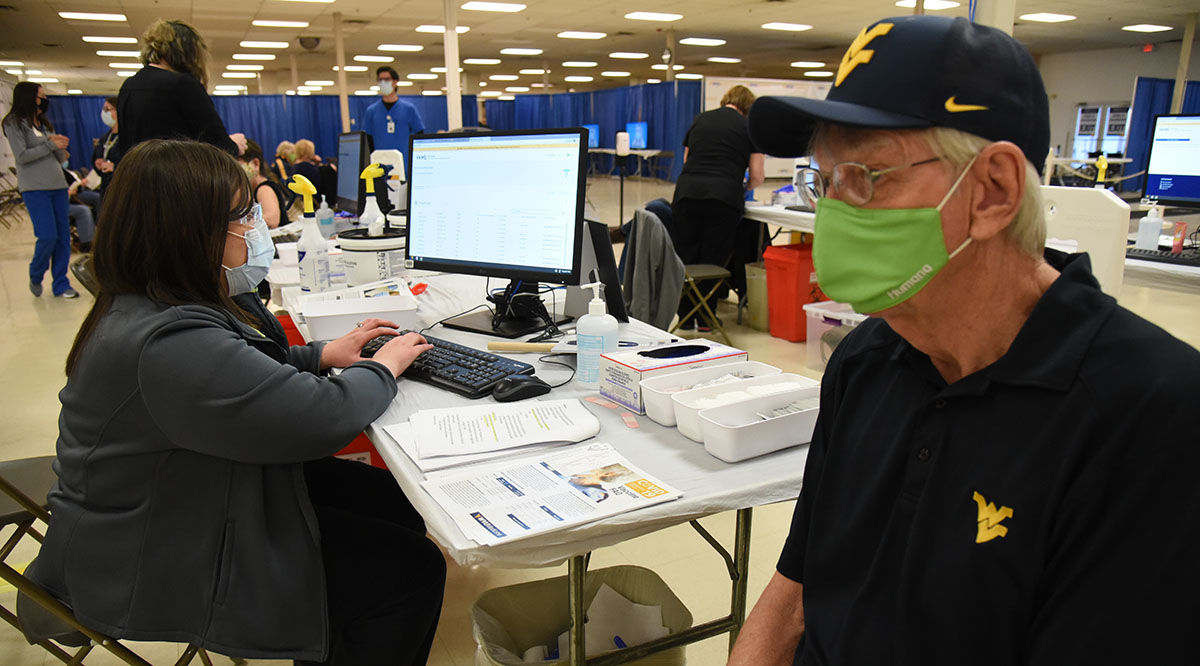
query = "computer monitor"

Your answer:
(582, 124), (599, 149)
(336, 131), (373, 214)
(625, 121), (648, 150)
(1143, 114), (1200, 208)
(406, 128), (588, 338)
